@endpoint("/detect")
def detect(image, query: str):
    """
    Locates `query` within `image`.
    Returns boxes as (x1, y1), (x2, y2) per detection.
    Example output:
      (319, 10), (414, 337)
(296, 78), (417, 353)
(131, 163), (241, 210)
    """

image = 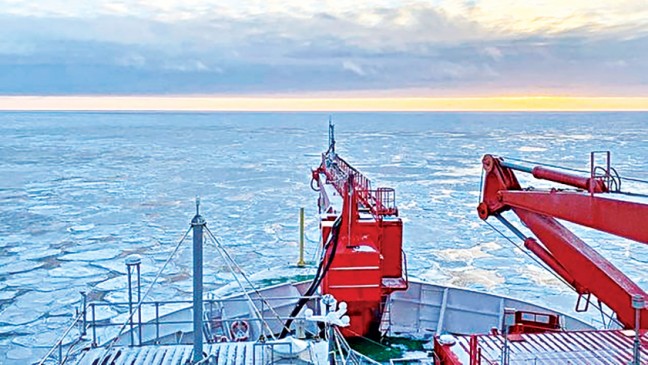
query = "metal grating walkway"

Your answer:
(76, 342), (260, 365)
(451, 329), (648, 364)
